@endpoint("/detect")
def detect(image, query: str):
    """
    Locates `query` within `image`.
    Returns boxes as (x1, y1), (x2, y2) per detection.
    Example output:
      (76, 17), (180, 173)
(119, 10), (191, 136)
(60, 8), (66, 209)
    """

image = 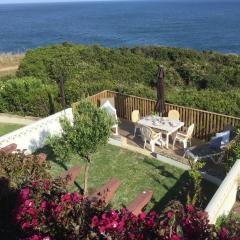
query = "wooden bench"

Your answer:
(60, 165), (81, 186)
(127, 189), (153, 216)
(0, 143), (17, 154)
(88, 177), (121, 205)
